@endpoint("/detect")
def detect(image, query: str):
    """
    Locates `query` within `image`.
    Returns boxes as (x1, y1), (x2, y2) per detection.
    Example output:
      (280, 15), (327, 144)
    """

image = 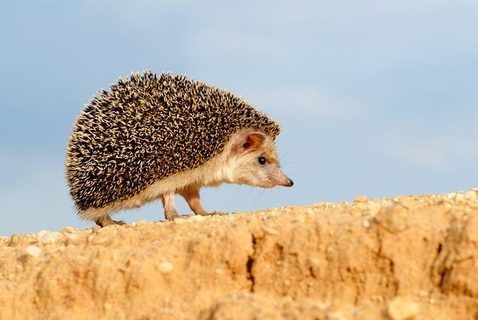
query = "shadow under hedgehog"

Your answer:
(66, 72), (293, 227)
